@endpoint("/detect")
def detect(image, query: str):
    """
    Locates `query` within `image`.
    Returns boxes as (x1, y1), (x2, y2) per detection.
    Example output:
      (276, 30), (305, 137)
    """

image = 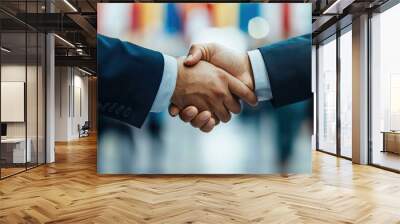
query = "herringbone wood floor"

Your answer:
(1, 135), (400, 224)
